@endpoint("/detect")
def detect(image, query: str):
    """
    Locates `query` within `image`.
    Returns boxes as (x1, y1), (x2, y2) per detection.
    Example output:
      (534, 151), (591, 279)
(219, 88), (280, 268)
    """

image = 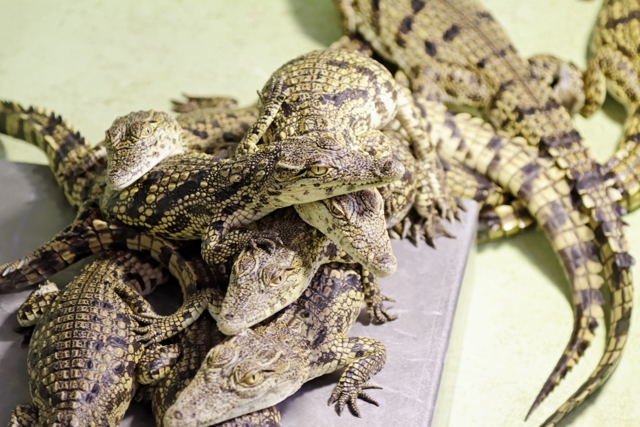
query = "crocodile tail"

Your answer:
(0, 100), (106, 207)
(526, 204), (633, 423)
(535, 222), (634, 426)
(520, 173), (608, 420)
(0, 202), (222, 298)
(524, 310), (600, 421)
